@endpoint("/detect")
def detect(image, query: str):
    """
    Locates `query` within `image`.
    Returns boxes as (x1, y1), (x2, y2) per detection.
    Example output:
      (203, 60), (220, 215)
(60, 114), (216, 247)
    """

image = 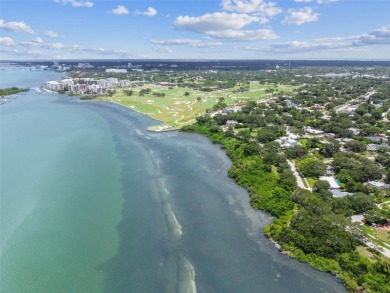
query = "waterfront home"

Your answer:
(275, 137), (301, 148)
(319, 176), (340, 189)
(331, 189), (351, 198)
(367, 181), (390, 190)
(45, 81), (62, 91)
